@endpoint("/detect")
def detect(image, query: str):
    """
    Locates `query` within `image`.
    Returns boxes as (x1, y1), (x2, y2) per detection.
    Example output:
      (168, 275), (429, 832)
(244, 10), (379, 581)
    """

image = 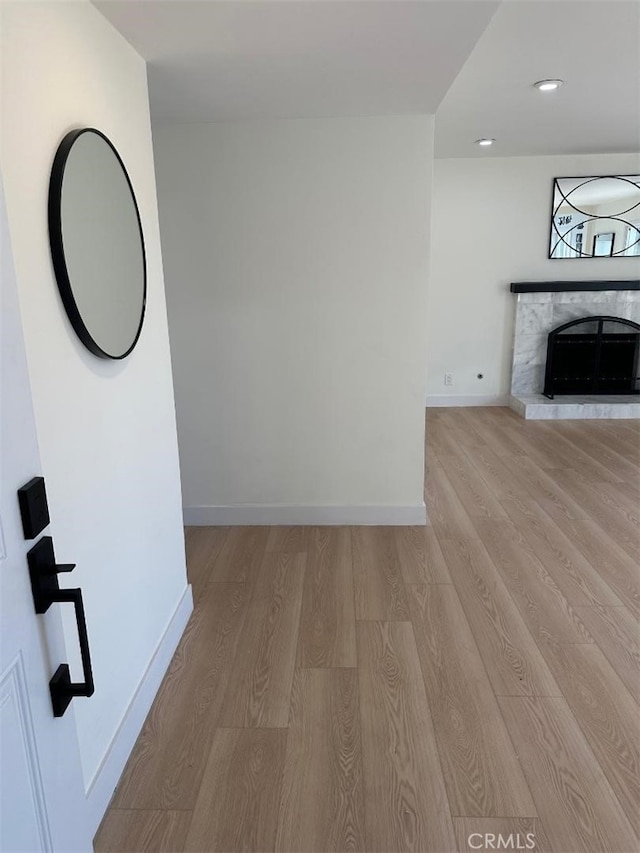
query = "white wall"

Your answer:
(154, 116), (433, 524)
(427, 152), (640, 404)
(0, 0), (190, 824)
